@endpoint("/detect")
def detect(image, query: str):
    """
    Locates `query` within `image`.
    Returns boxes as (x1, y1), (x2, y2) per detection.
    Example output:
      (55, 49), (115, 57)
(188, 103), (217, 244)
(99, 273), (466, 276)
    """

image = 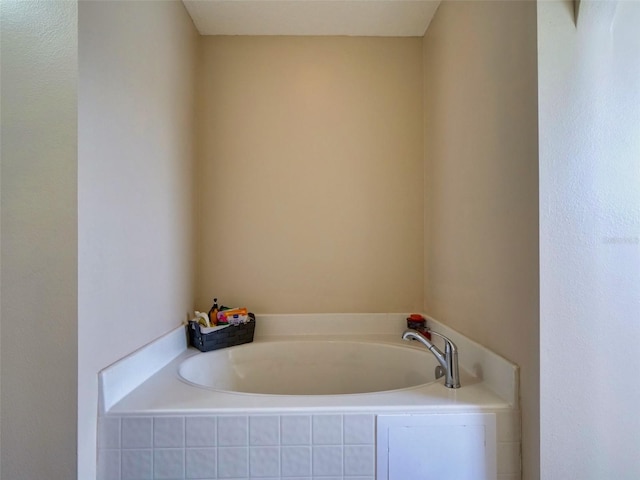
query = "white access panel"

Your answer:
(377, 413), (497, 480)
